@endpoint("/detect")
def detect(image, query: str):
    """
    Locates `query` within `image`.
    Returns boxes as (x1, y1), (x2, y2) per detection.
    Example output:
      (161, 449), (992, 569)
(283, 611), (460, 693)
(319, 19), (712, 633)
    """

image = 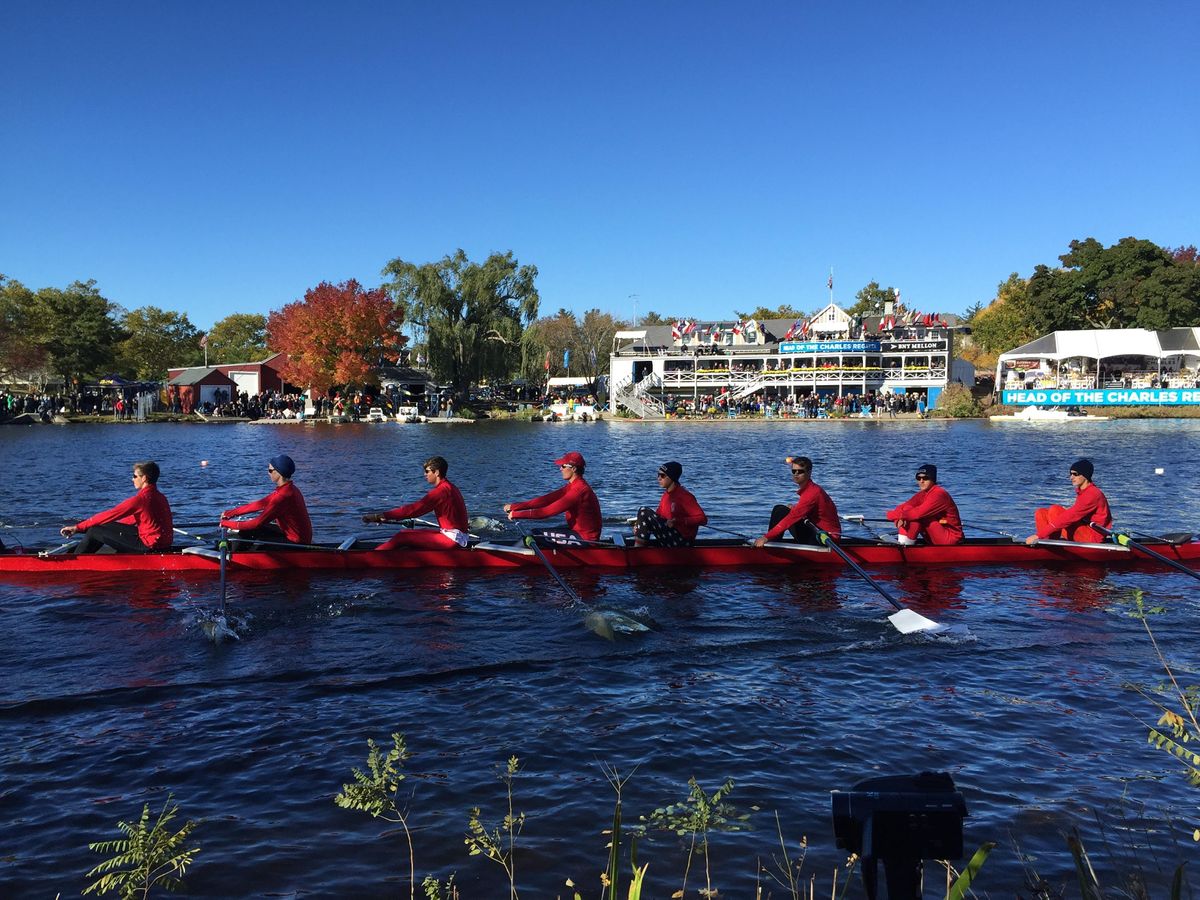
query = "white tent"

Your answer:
(995, 327), (1200, 389)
